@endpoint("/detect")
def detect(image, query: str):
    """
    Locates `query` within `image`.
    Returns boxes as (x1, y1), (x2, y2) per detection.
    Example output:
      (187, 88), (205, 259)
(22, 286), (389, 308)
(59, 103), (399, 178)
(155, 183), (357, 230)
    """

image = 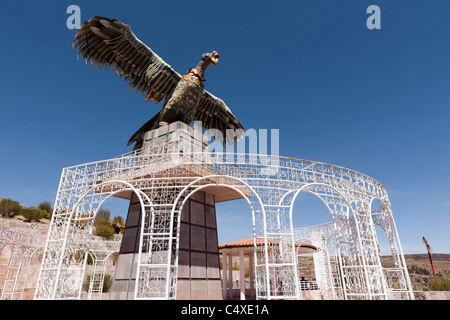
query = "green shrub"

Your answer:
(0, 198), (21, 218)
(408, 264), (430, 275)
(103, 274), (113, 292)
(83, 273), (113, 293)
(428, 275), (450, 291)
(95, 223), (115, 239)
(38, 201), (53, 219)
(111, 215), (125, 234)
(110, 252), (119, 266)
(94, 208), (111, 227)
(20, 207), (45, 222)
